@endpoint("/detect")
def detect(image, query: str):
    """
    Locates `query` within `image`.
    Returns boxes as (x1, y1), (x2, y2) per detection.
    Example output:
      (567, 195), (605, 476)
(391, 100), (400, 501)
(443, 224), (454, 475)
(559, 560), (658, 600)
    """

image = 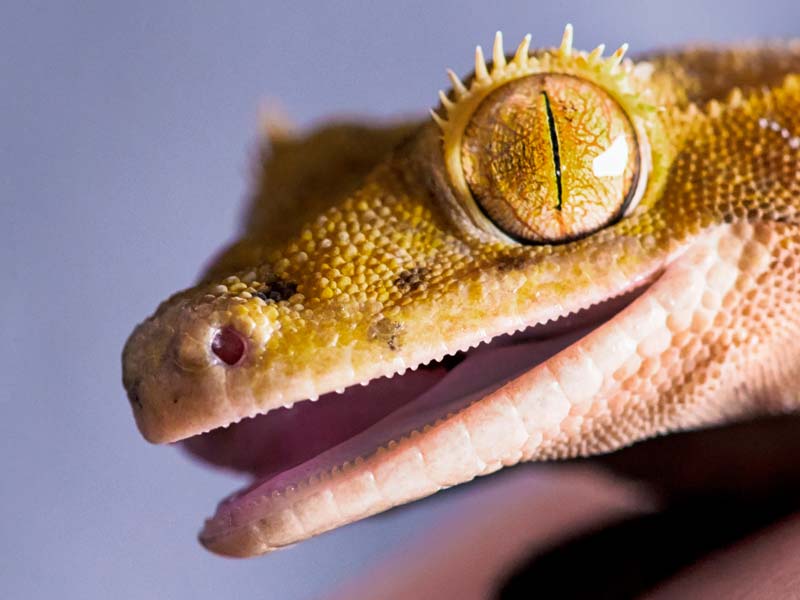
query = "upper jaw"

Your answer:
(123, 222), (680, 446)
(184, 278), (655, 479)
(123, 237), (673, 445)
